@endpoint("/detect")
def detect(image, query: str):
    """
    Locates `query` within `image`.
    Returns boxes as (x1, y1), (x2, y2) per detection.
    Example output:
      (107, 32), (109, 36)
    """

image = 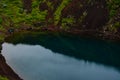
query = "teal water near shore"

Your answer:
(1, 33), (120, 80)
